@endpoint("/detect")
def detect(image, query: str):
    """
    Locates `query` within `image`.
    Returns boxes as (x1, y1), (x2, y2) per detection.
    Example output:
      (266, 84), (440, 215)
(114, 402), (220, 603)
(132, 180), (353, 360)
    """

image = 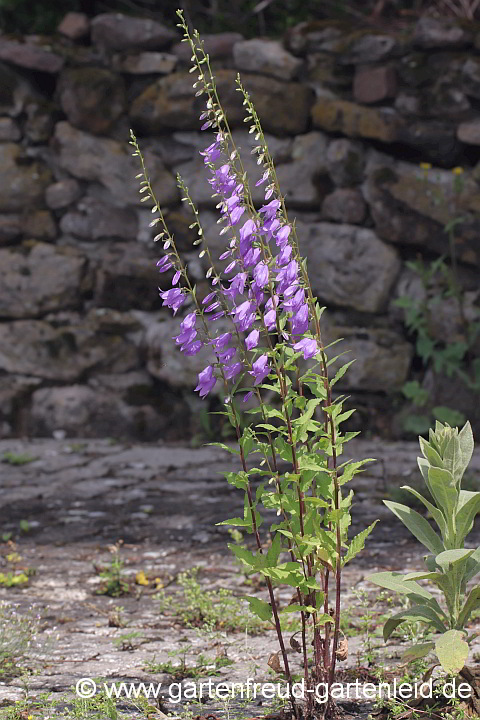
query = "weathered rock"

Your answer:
(45, 179), (82, 210)
(24, 100), (55, 144)
(305, 53), (352, 89)
(0, 62), (38, 117)
(0, 214), (22, 244)
(0, 310), (141, 380)
(0, 117), (20, 141)
(422, 78), (470, 119)
(339, 33), (397, 64)
(0, 37), (64, 73)
(325, 325), (412, 392)
(59, 197), (137, 240)
(92, 242), (160, 311)
(0, 143), (51, 212)
(275, 132), (330, 208)
(312, 97), (400, 143)
(363, 152), (480, 264)
(54, 122), (178, 207)
(285, 21), (345, 55)
(321, 188), (366, 224)
(0, 243), (86, 318)
(413, 16), (472, 49)
(0, 374), (41, 435)
(29, 384), (167, 440)
(173, 130), (292, 207)
(353, 65), (397, 104)
(57, 12), (90, 40)
(397, 121), (461, 166)
(458, 119), (480, 145)
(394, 92), (420, 115)
(233, 39), (302, 81)
(91, 13), (177, 51)
(23, 210), (56, 240)
(462, 58), (480, 99)
(300, 221), (401, 312)
(325, 138), (365, 187)
(57, 68), (126, 135)
(171, 32), (243, 61)
(131, 70), (313, 136)
(397, 52), (435, 87)
(112, 51), (177, 74)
